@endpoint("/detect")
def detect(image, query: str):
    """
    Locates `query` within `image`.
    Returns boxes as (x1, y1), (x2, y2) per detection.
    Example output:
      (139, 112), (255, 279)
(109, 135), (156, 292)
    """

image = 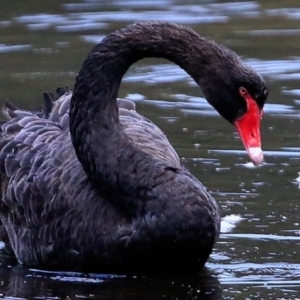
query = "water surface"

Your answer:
(0, 0), (300, 299)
